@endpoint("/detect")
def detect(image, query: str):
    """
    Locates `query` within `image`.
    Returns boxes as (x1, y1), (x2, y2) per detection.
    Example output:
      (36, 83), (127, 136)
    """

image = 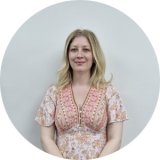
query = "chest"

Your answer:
(55, 85), (108, 133)
(71, 85), (91, 109)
